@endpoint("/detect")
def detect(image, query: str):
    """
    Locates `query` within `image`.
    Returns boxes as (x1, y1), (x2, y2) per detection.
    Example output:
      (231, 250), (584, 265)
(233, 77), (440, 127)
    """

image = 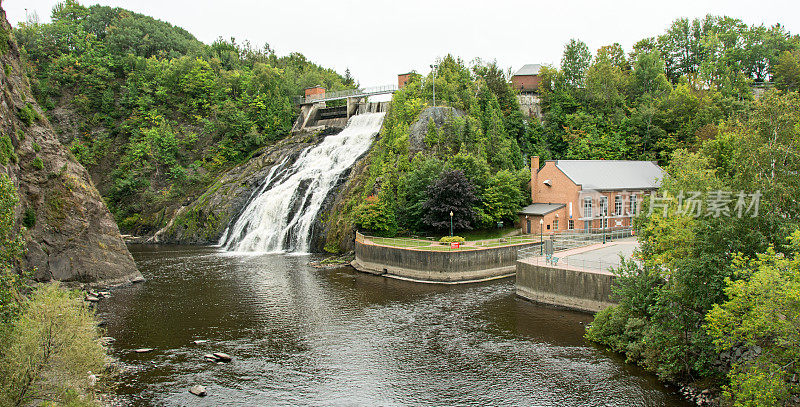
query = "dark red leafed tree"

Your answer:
(422, 169), (476, 231)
